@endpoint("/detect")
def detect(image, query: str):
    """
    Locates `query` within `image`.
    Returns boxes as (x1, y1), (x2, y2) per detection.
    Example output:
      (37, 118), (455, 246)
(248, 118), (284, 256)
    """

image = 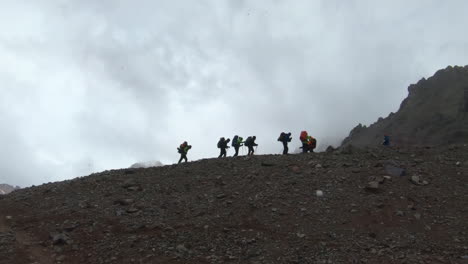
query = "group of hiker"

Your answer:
(177, 131), (316, 164)
(217, 136), (259, 158)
